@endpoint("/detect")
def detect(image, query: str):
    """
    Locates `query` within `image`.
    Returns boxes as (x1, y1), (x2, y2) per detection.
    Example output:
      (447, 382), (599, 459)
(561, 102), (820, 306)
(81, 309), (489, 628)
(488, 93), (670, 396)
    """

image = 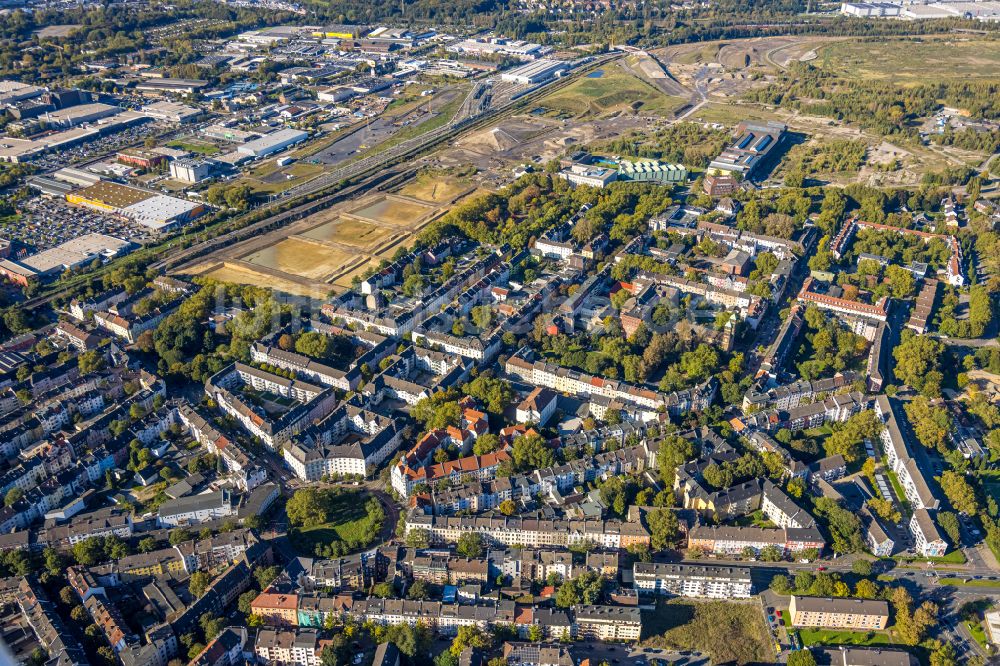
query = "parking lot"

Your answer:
(7, 196), (159, 251)
(29, 122), (165, 172)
